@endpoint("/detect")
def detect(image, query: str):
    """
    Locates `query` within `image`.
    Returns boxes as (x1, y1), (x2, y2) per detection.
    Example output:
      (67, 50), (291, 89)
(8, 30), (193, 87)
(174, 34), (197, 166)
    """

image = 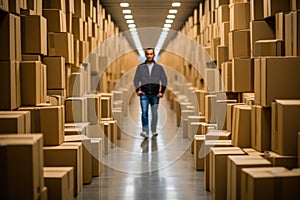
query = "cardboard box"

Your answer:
(20, 61), (43, 106)
(241, 167), (300, 200)
(272, 100), (300, 156)
(64, 135), (92, 184)
(64, 126), (85, 135)
(206, 130), (231, 140)
(43, 142), (83, 196)
(86, 95), (100, 125)
(291, 0), (300, 10)
(43, 167), (73, 200)
(221, 61), (232, 92)
(13, 14), (21, 61)
(229, 2), (250, 31)
(74, 0), (85, 19)
(250, 0), (264, 20)
(226, 103), (245, 132)
(264, 0), (290, 18)
(42, 0), (66, 13)
(48, 32), (74, 64)
(19, 105), (64, 146)
(217, 45), (228, 69)
(199, 90), (210, 116)
(0, 0), (9, 12)
(99, 95), (112, 120)
(205, 95), (217, 123)
(243, 148), (264, 156)
(232, 58), (253, 92)
(65, 122), (89, 135)
(66, 12), (72, 34)
(0, 12), (17, 61)
(203, 140), (232, 191)
(100, 121), (111, 154)
(42, 9), (67, 33)
(68, 72), (84, 97)
(194, 135), (205, 170)
(212, 37), (221, 61)
(72, 17), (84, 41)
(264, 151), (298, 169)
(216, 99), (237, 130)
(232, 105), (252, 147)
(285, 12), (293, 56)
(250, 20), (275, 57)
(216, 0), (230, 7)
(65, 97), (87, 123)
(90, 138), (103, 176)
(228, 30), (250, 59)
(205, 69), (220, 92)
(218, 5), (229, 25)
(227, 155), (271, 200)
(251, 106), (271, 152)
(220, 22), (230, 46)
(43, 56), (66, 90)
(21, 15), (47, 56)
(276, 12), (285, 40)
(254, 39), (284, 56)
(187, 116), (205, 141)
(0, 61), (21, 110)
(292, 11), (300, 56)
(211, 147), (245, 200)
(66, 0), (74, 14)
(0, 111), (30, 133)
(298, 132), (300, 167)
(0, 114), (25, 134)
(254, 57), (300, 107)
(0, 134), (44, 200)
